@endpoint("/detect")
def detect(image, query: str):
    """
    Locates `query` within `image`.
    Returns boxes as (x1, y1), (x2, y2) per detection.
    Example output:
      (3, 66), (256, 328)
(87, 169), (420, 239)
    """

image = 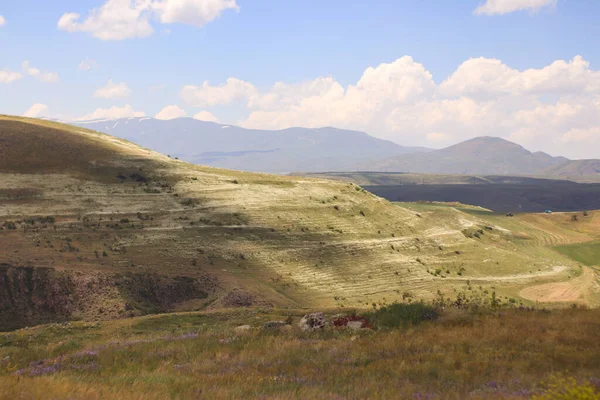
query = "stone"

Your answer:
(298, 312), (326, 331)
(262, 321), (287, 329)
(347, 321), (364, 330)
(234, 325), (251, 335)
